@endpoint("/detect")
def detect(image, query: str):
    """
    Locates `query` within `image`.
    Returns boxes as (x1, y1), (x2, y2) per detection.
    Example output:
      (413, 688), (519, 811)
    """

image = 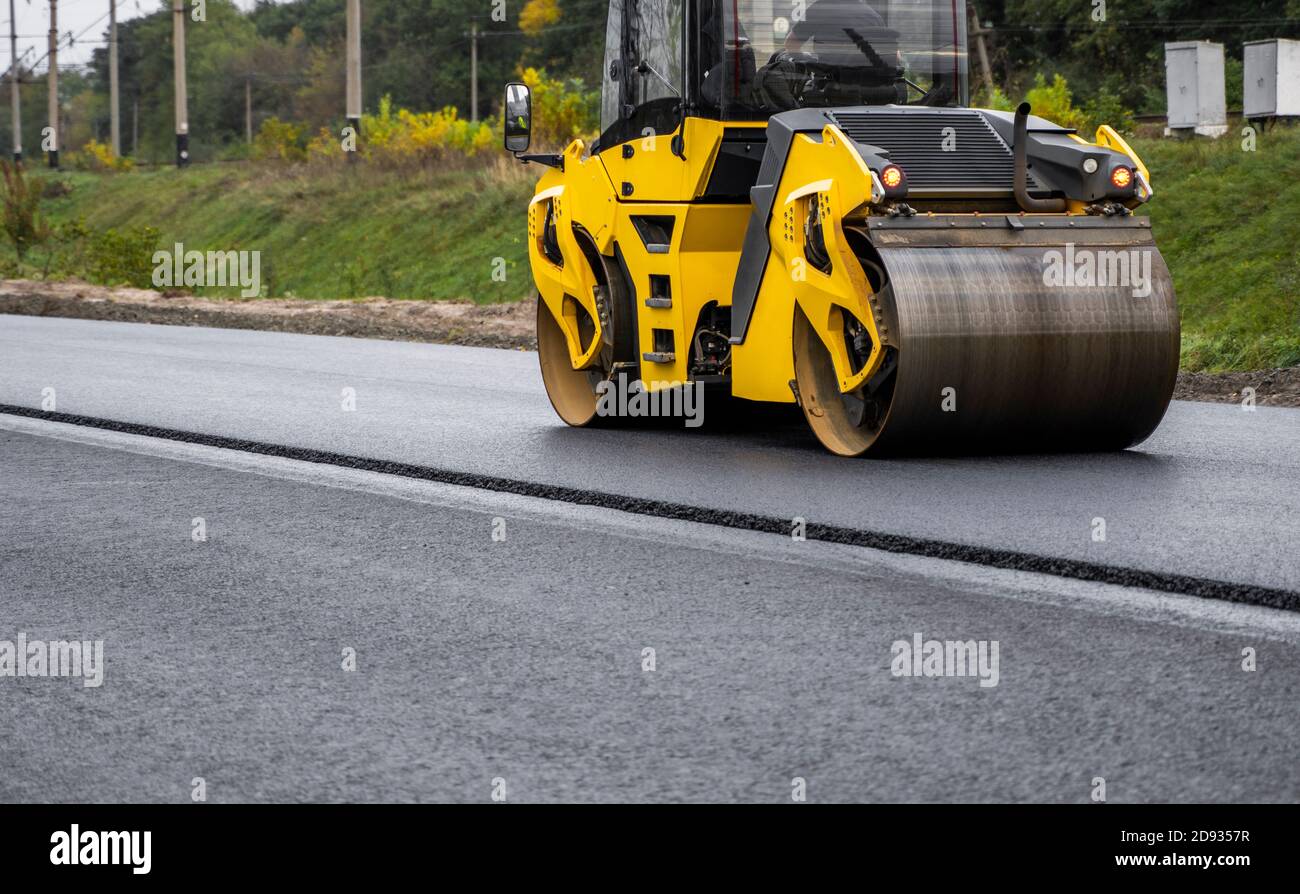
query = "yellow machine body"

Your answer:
(516, 0), (1178, 455)
(530, 117), (893, 399)
(527, 114), (1172, 409)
